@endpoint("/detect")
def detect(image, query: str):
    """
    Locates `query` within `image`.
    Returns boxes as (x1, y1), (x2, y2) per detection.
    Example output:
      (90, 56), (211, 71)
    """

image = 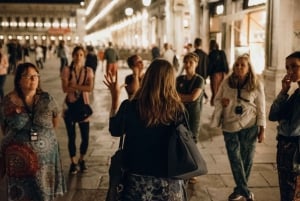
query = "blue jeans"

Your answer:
(276, 135), (298, 201)
(223, 125), (258, 197)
